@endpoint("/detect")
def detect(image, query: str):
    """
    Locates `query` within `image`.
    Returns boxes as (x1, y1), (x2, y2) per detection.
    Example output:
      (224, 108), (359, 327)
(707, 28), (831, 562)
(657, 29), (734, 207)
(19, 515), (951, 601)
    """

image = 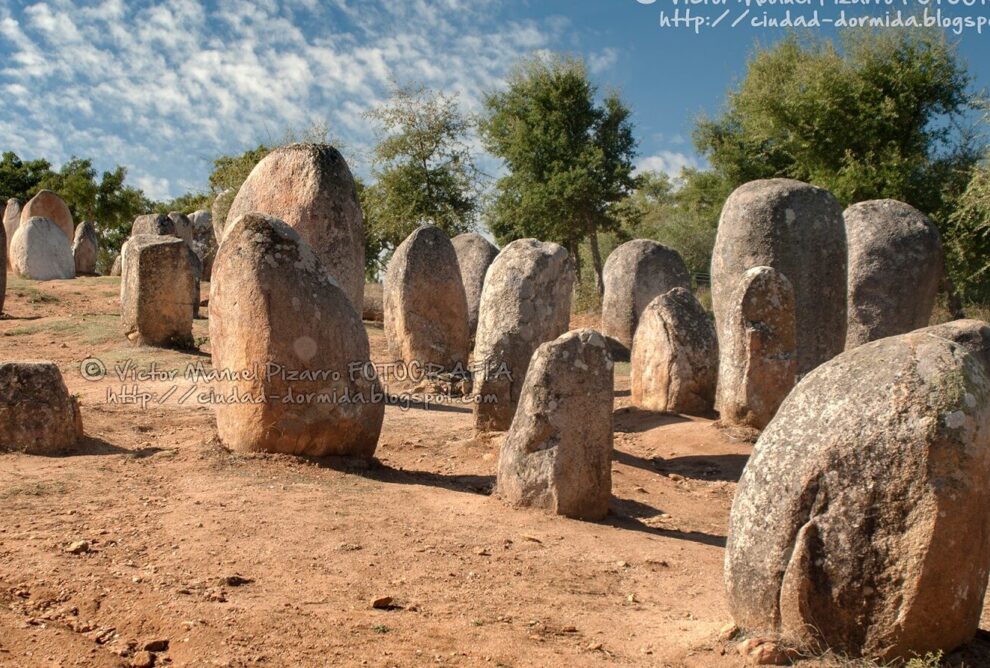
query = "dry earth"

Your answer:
(1, 275), (989, 667)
